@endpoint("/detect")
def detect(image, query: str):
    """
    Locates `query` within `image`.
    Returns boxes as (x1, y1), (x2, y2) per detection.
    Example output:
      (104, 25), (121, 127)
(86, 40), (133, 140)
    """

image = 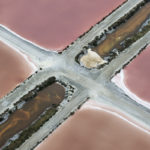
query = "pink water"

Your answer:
(0, 0), (125, 52)
(112, 45), (150, 105)
(0, 40), (36, 99)
(124, 45), (150, 102)
(35, 100), (150, 150)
